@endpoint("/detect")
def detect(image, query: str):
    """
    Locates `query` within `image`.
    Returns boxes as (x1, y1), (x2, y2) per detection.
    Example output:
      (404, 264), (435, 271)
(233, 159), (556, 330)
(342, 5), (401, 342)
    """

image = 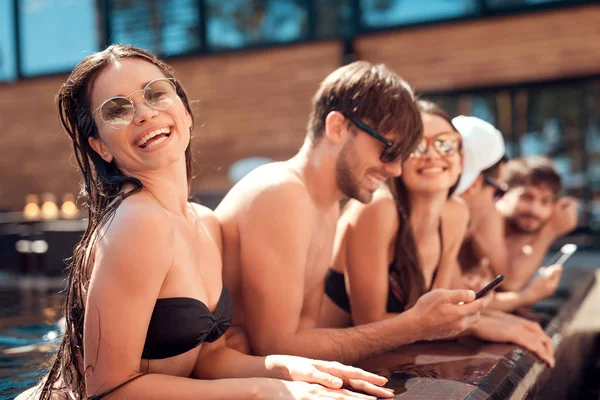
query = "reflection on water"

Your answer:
(0, 283), (64, 400)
